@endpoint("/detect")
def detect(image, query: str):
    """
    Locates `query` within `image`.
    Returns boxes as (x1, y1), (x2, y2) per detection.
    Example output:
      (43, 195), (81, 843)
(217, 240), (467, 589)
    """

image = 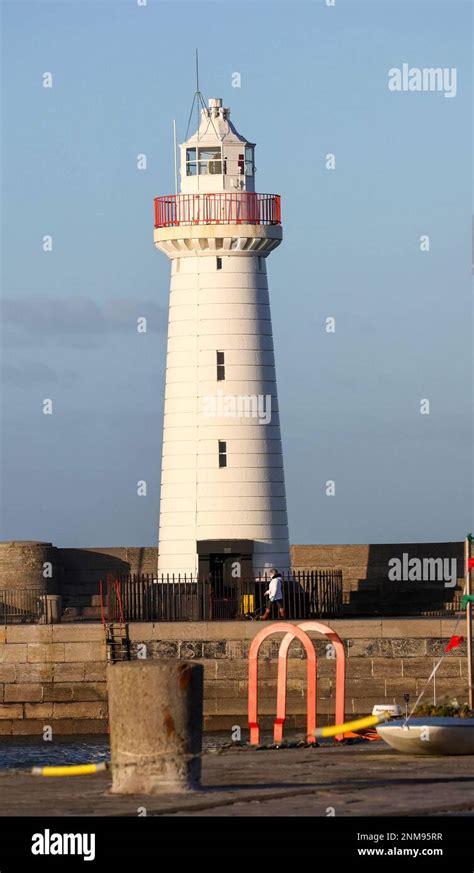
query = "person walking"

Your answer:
(259, 568), (285, 620)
